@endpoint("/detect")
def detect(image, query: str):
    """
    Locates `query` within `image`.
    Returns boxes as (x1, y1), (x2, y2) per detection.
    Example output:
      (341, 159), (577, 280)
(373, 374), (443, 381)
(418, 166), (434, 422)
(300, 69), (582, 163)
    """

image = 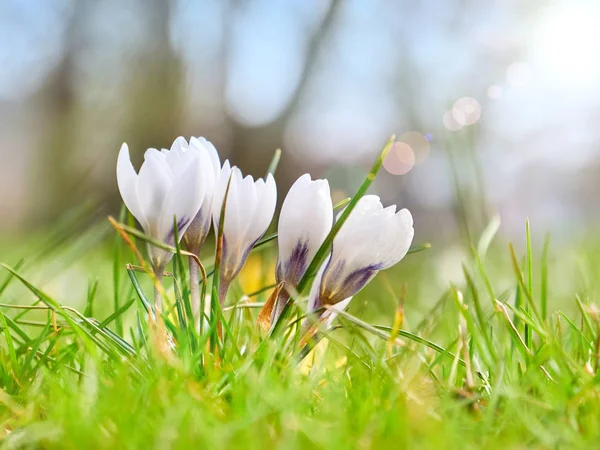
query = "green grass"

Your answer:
(2, 146), (600, 448)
